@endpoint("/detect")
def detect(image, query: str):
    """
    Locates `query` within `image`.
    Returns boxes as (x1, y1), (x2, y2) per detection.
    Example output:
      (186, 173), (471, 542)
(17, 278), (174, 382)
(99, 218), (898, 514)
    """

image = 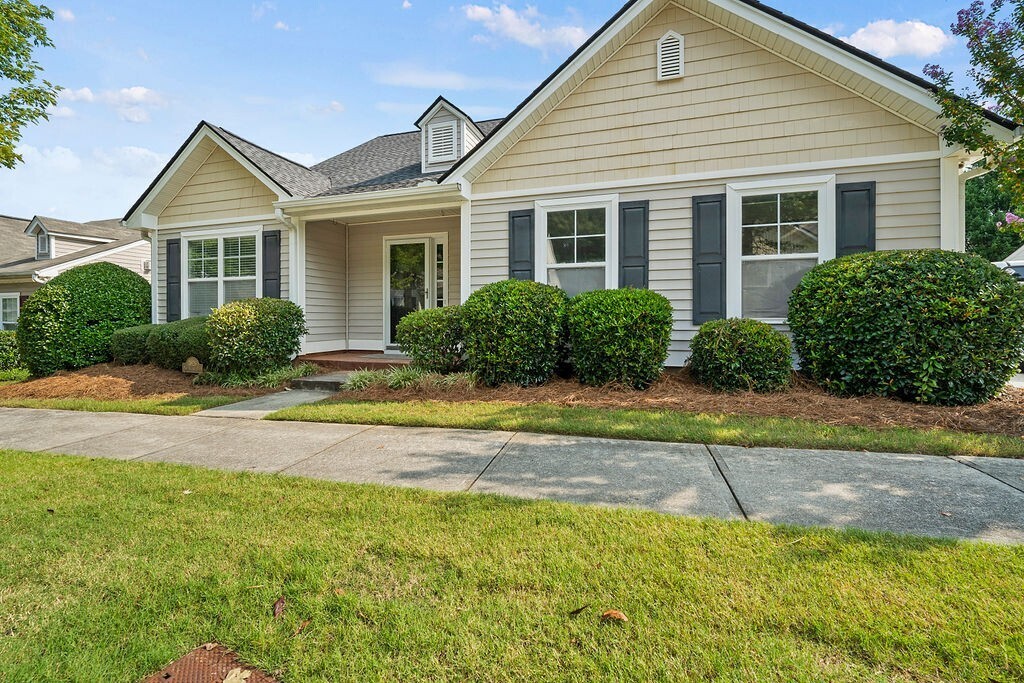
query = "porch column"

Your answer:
(460, 182), (472, 303)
